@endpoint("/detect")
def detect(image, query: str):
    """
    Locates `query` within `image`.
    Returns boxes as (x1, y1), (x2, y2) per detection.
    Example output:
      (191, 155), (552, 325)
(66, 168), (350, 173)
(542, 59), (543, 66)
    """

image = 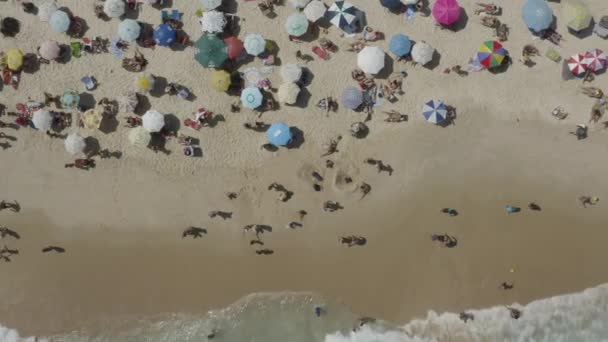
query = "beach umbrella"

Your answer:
(389, 34), (412, 57)
(244, 33), (266, 56)
(411, 41), (434, 65)
(522, 0), (553, 32)
(200, 0), (222, 10)
(341, 86), (363, 110)
(61, 89), (80, 109)
(210, 70), (231, 92)
(49, 10), (70, 33)
(285, 14), (309, 37)
(153, 24), (176, 47)
(357, 46), (385, 75)
(278, 83), (301, 105)
(118, 19), (141, 42)
(567, 53), (588, 76)
(64, 133), (86, 155)
(326, 1), (358, 30)
(584, 49), (607, 72)
(224, 36), (244, 59)
(39, 40), (61, 60)
(280, 63), (303, 83)
(422, 100), (448, 124)
(433, 0), (461, 26)
(562, 0), (591, 32)
(38, 0), (58, 22)
(266, 122), (292, 146)
(304, 1), (327, 22)
(117, 91), (139, 113)
(200, 10), (226, 33)
(194, 34), (228, 68)
(5, 48), (23, 71)
(104, 0), (126, 18)
(381, 0), (402, 10)
(402, 0), (417, 4)
(142, 110), (165, 132)
(241, 87), (263, 109)
(243, 67), (263, 87)
(135, 74), (155, 92)
(476, 40), (506, 69)
(32, 109), (54, 130)
(128, 127), (151, 147)
(81, 108), (103, 129)
(289, 0), (311, 9)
